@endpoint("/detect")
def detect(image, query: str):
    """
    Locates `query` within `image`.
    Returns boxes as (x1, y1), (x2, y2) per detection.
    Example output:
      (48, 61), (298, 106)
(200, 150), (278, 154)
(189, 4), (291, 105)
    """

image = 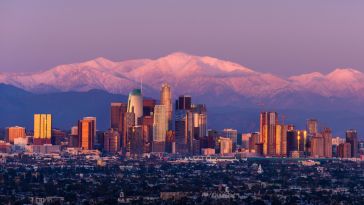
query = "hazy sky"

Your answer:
(1, 0), (363, 76)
